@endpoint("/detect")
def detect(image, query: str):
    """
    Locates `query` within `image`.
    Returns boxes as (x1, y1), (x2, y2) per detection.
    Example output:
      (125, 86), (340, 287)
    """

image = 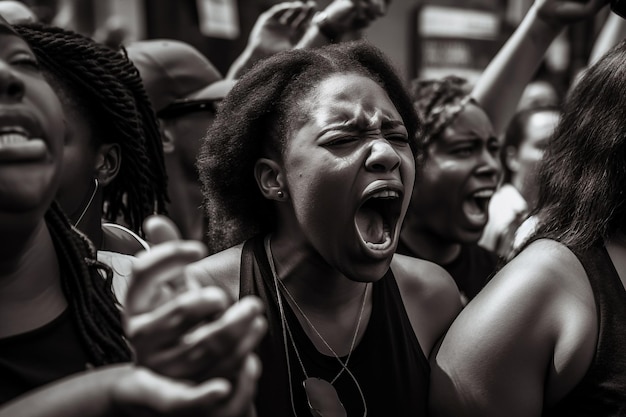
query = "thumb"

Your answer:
(144, 215), (182, 244)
